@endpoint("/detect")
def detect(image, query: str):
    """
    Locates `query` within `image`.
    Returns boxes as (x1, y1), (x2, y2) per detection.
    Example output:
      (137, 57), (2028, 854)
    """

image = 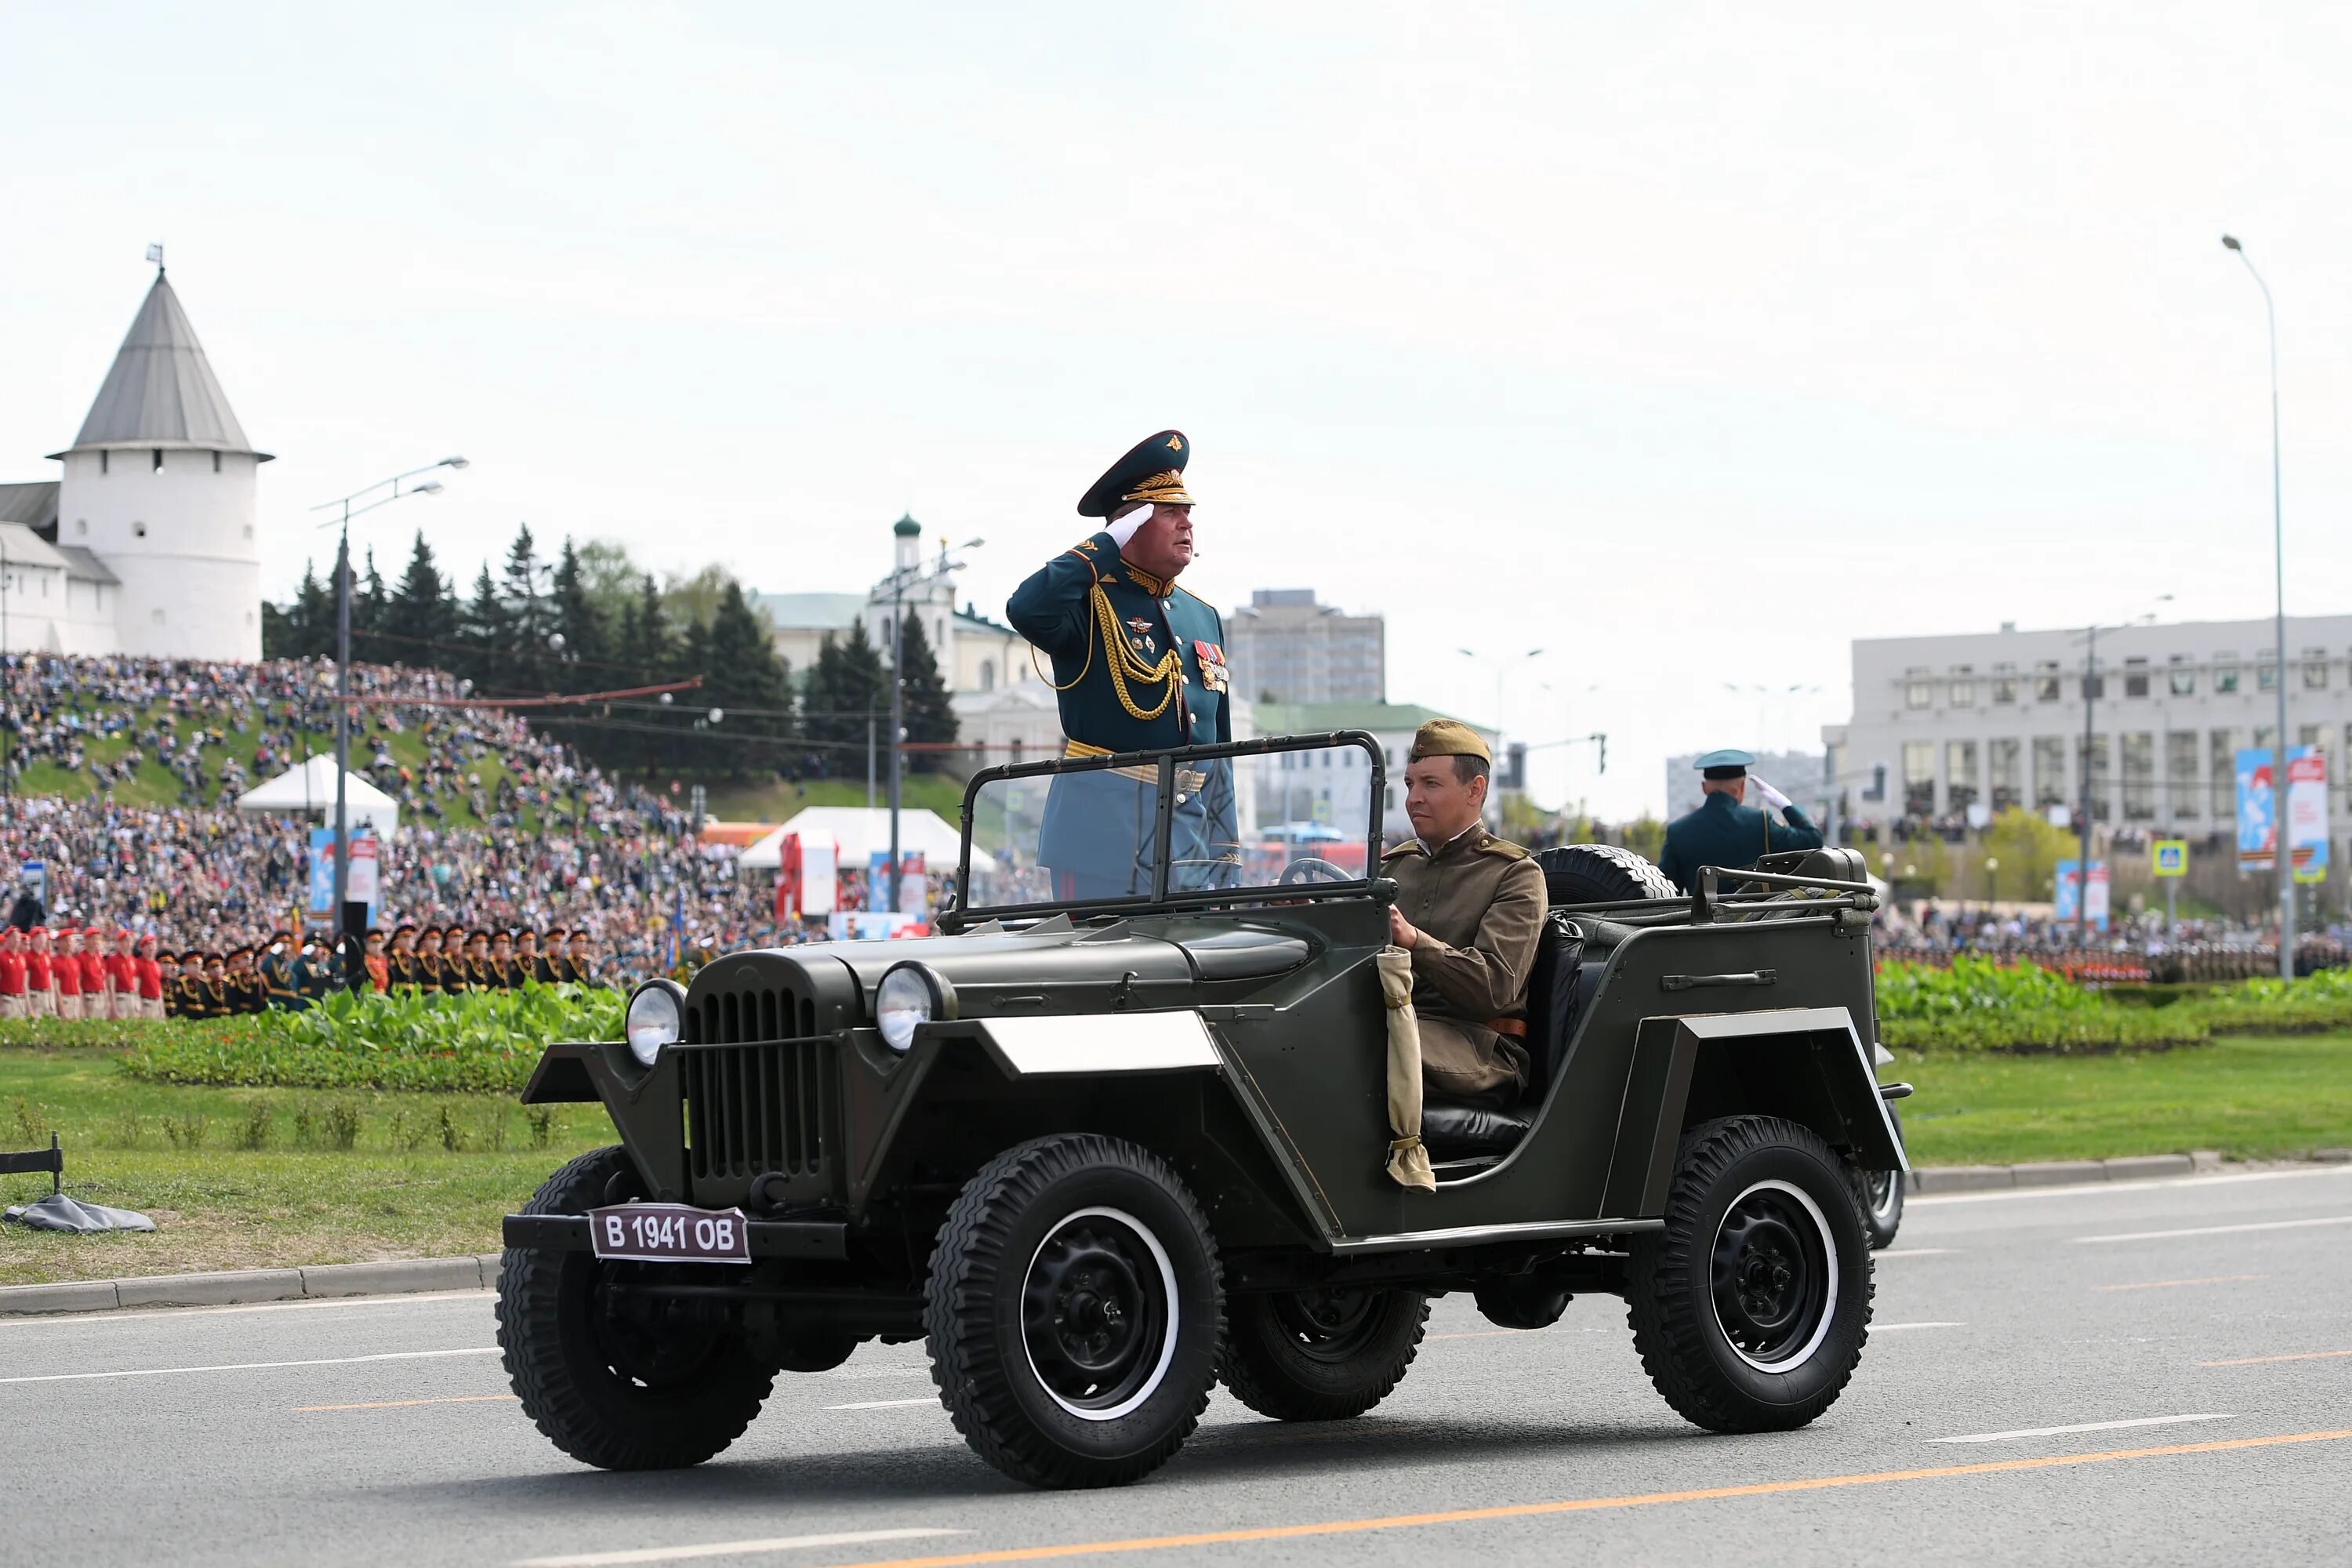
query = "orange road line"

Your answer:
(294, 1394), (519, 1413)
(814, 1430), (2352, 1568)
(2199, 1349), (2352, 1367)
(2094, 1275), (2267, 1292)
